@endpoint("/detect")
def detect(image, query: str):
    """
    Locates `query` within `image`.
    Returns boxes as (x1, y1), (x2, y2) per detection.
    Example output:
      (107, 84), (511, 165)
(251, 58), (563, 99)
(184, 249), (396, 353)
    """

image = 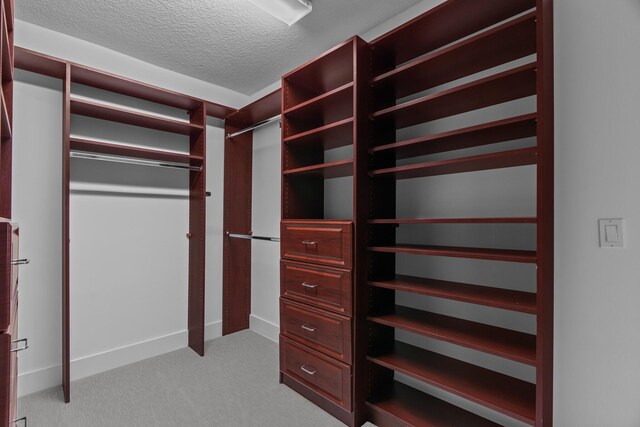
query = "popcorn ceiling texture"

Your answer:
(16, 0), (422, 95)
